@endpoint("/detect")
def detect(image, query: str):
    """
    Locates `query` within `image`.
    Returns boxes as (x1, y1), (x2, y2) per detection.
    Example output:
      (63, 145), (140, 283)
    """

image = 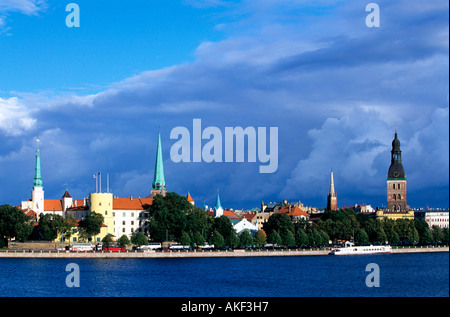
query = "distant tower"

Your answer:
(150, 129), (166, 197)
(327, 169), (338, 211)
(214, 191), (223, 217)
(387, 129), (408, 212)
(61, 189), (73, 213)
(32, 139), (44, 214)
(187, 192), (195, 206)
